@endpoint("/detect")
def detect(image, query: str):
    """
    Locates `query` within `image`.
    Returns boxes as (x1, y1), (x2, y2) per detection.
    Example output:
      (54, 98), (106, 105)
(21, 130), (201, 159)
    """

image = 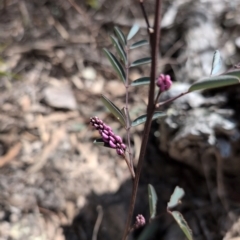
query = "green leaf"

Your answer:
(130, 57), (151, 67)
(211, 50), (222, 76)
(167, 186), (185, 209)
(93, 139), (111, 148)
(188, 75), (240, 92)
(132, 112), (166, 127)
(137, 221), (158, 240)
(224, 69), (240, 78)
(103, 48), (126, 83)
(148, 184), (158, 219)
(171, 211), (193, 240)
(127, 24), (140, 41)
(101, 95), (126, 127)
(131, 77), (150, 86)
(114, 26), (126, 46)
(130, 40), (148, 49)
(110, 36), (127, 64)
